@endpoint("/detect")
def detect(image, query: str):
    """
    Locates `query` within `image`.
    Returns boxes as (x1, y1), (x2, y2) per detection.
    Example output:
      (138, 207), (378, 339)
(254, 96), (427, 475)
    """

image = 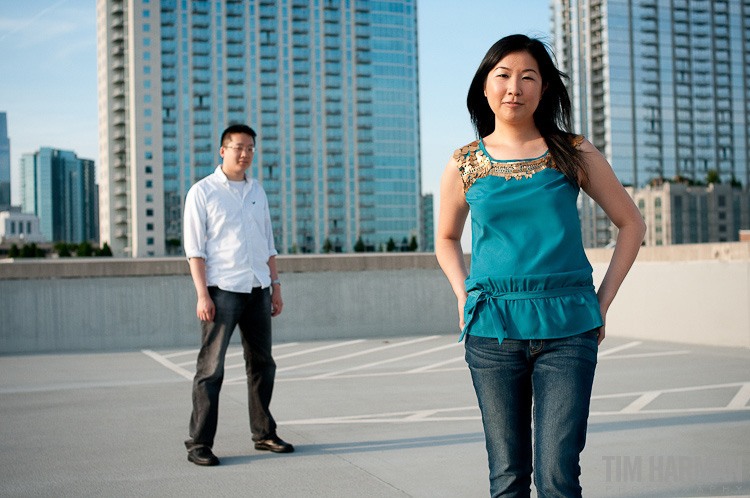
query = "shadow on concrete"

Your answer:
(218, 432), (487, 465)
(589, 410), (750, 434)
